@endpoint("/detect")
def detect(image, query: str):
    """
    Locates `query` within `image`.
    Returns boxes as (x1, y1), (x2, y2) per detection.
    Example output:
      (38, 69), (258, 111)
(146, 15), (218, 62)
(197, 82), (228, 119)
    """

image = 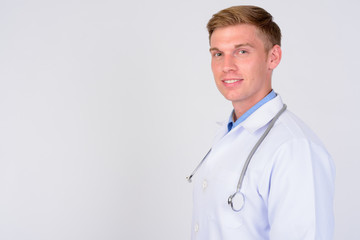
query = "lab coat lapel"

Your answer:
(211, 96), (284, 147)
(239, 95), (284, 134)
